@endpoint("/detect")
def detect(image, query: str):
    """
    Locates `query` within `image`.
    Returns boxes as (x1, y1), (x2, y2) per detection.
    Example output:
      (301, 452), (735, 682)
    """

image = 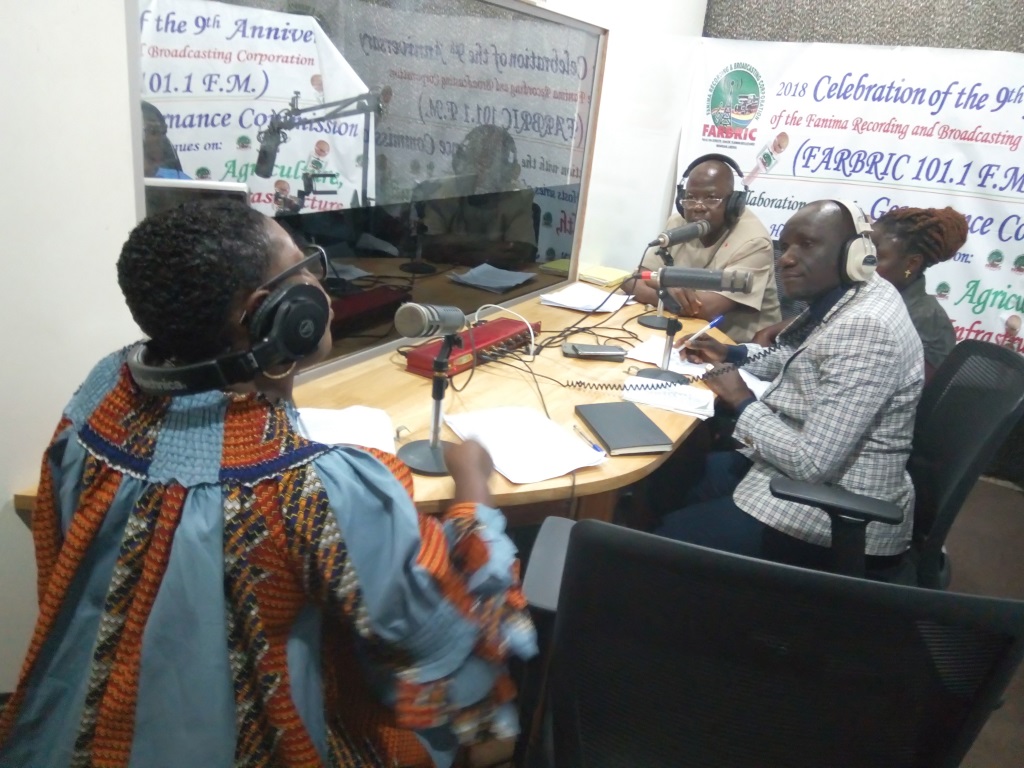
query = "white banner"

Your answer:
(341, 5), (601, 263)
(676, 39), (1024, 352)
(140, 0), (374, 216)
